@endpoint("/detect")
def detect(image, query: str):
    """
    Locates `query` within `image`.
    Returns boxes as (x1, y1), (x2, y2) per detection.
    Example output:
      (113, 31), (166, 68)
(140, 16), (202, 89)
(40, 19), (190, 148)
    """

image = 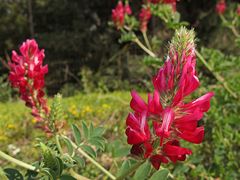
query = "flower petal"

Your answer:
(150, 154), (169, 170)
(130, 90), (147, 113)
(126, 112), (150, 144)
(178, 126), (204, 144)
